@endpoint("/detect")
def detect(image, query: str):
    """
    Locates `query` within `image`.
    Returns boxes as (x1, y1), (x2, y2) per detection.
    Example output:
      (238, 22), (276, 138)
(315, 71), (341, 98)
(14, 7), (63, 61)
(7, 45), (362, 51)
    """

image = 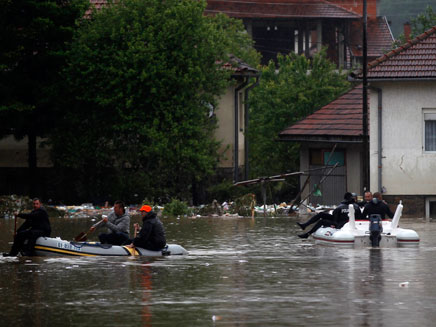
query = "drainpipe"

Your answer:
(244, 75), (260, 180)
(234, 78), (249, 182)
(370, 86), (383, 193)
